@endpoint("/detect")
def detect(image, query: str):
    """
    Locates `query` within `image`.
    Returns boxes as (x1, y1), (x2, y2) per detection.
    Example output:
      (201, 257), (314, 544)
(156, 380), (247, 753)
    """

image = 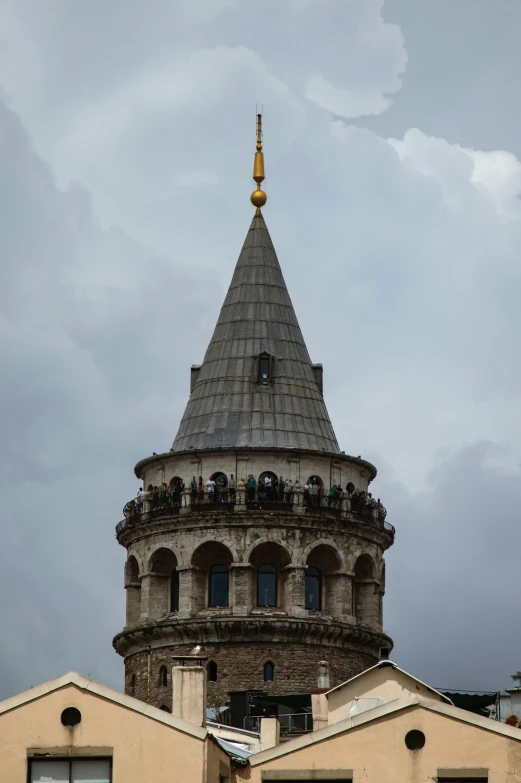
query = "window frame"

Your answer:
(257, 352), (273, 384)
(263, 661), (275, 682)
(257, 564), (278, 607)
(28, 756), (113, 783)
(170, 568), (179, 612)
(305, 565), (322, 610)
(208, 563), (229, 607)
